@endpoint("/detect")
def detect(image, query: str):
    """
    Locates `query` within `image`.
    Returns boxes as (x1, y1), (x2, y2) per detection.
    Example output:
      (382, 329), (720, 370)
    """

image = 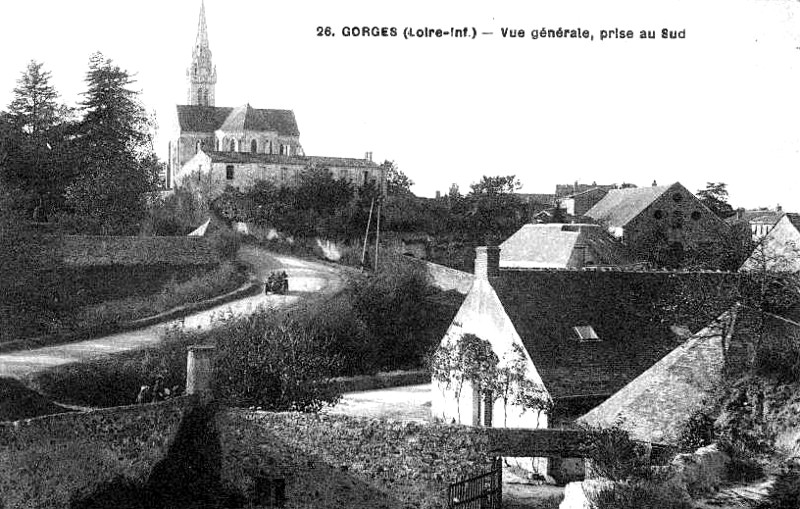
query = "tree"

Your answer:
(468, 175), (521, 196)
(383, 159), (414, 196)
(697, 182), (736, 219)
(3, 61), (73, 218)
(65, 53), (160, 234)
